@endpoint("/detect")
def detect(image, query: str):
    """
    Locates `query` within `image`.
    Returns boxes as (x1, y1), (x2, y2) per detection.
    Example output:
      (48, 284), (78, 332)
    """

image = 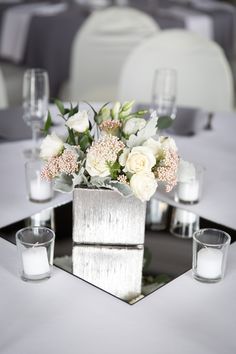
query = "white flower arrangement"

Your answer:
(40, 100), (179, 202)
